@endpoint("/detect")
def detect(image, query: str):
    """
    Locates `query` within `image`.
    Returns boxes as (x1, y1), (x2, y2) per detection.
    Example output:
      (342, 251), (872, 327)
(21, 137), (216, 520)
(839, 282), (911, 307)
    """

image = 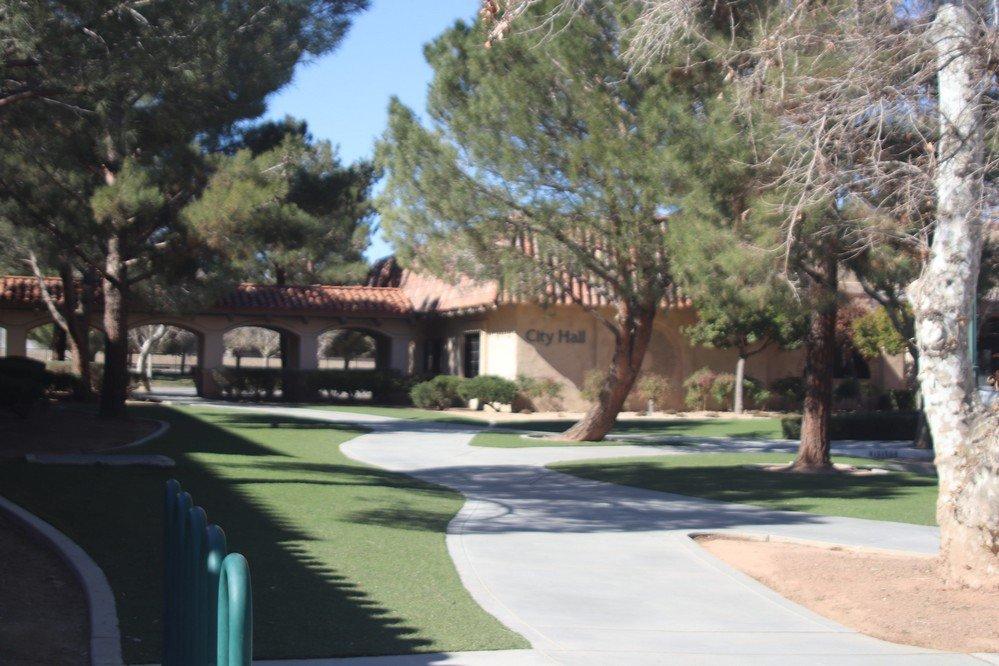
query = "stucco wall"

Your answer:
(450, 304), (833, 412)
